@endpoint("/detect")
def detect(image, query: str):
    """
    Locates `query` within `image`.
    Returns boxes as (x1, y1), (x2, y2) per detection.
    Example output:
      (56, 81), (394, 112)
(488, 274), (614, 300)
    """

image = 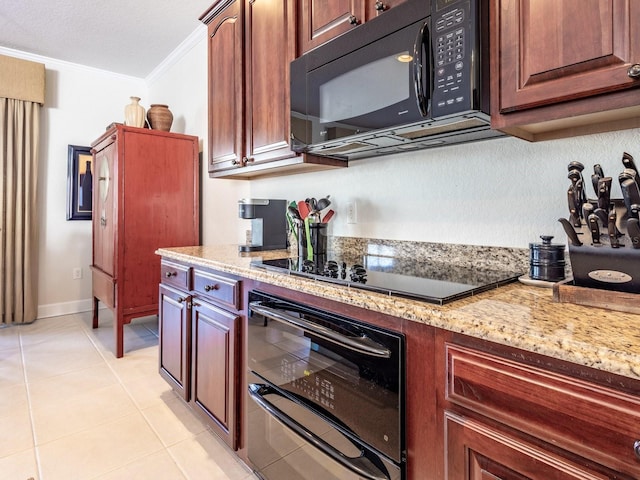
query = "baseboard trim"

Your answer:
(37, 299), (104, 319)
